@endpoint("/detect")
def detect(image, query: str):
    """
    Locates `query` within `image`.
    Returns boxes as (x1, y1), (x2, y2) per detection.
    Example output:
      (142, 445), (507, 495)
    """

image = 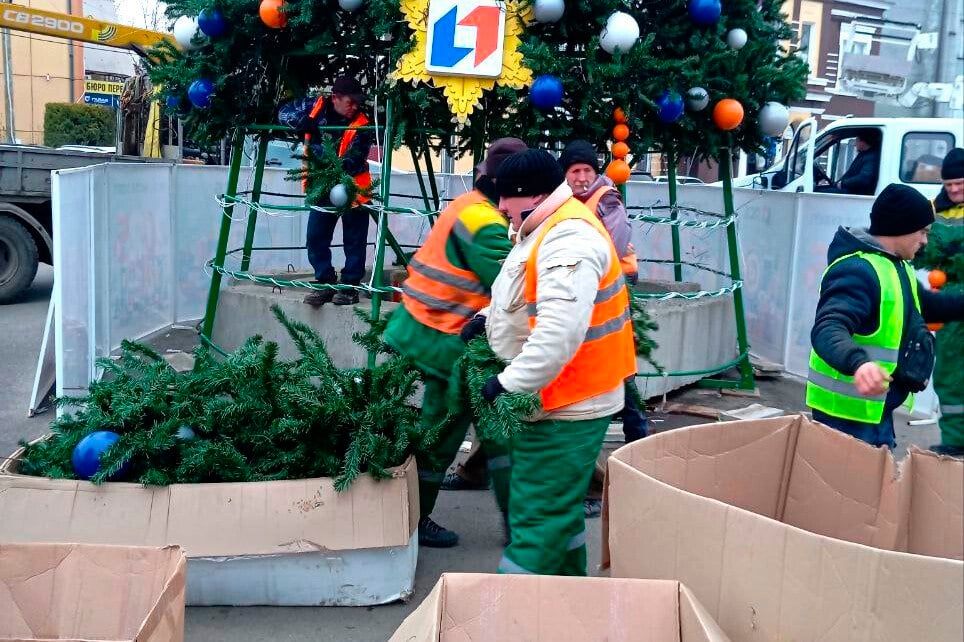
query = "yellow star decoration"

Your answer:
(394, 0), (534, 124)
